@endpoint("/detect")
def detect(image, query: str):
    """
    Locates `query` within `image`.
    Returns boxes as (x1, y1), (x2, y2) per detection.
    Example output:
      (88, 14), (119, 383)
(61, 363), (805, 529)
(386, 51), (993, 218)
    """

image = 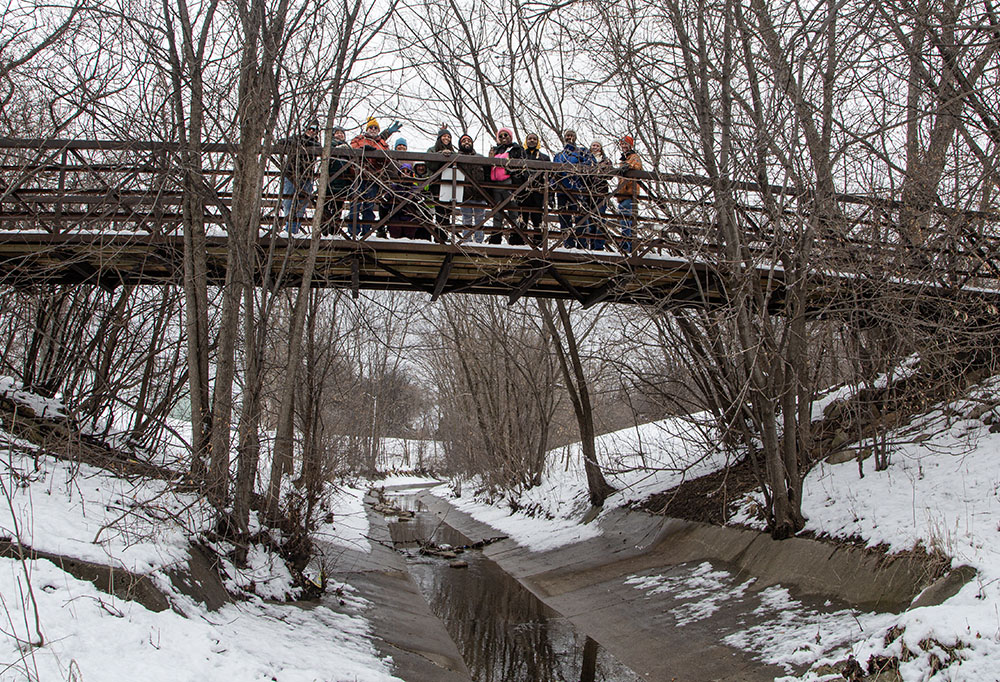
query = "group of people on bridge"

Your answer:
(277, 118), (643, 253)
